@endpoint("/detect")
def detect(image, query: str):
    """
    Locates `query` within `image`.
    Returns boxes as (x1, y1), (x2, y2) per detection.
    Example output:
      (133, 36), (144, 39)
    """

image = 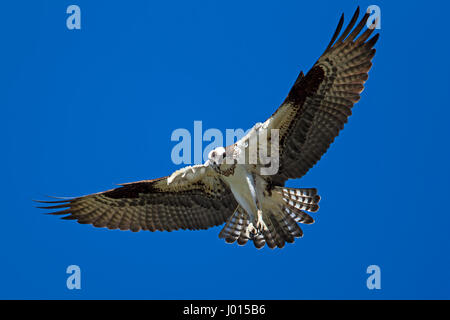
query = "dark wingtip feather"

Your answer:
(35, 203), (71, 210)
(347, 11), (371, 42)
(41, 208), (72, 216)
(325, 12), (344, 52)
(369, 33), (380, 47)
(33, 199), (72, 204)
(322, 7), (379, 59)
(34, 197), (74, 217)
(335, 7), (360, 44)
(61, 215), (77, 220)
(33, 196), (74, 216)
(314, 195), (321, 203)
(44, 195), (75, 200)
